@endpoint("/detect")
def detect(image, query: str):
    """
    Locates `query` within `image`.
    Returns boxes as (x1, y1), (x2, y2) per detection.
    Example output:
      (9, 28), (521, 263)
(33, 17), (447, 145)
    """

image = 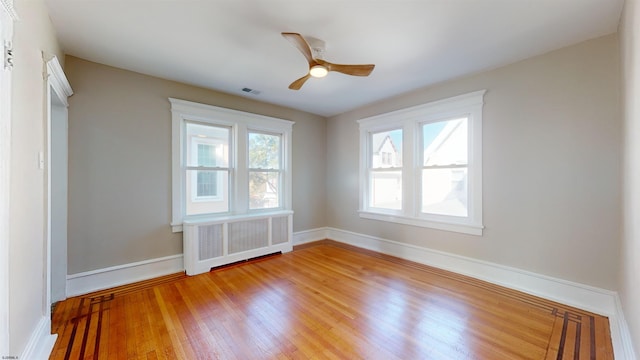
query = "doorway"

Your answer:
(49, 91), (67, 303)
(45, 55), (73, 315)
